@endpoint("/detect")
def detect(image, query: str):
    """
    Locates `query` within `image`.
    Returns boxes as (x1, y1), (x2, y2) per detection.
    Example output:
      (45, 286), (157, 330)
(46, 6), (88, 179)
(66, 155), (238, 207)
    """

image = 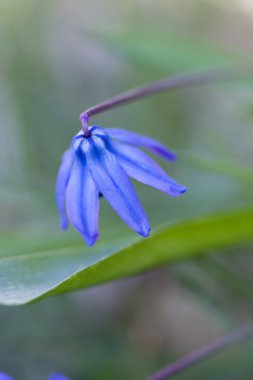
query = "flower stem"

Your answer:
(80, 113), (91, 137)
(80, 66), (250, 128)
(147, 323), (253, 380)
